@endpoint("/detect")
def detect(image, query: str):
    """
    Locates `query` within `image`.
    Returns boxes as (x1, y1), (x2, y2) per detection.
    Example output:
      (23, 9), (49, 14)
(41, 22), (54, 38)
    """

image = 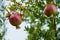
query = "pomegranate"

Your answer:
(9, 13), (22, 29)
(44, 4), (57, 17)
